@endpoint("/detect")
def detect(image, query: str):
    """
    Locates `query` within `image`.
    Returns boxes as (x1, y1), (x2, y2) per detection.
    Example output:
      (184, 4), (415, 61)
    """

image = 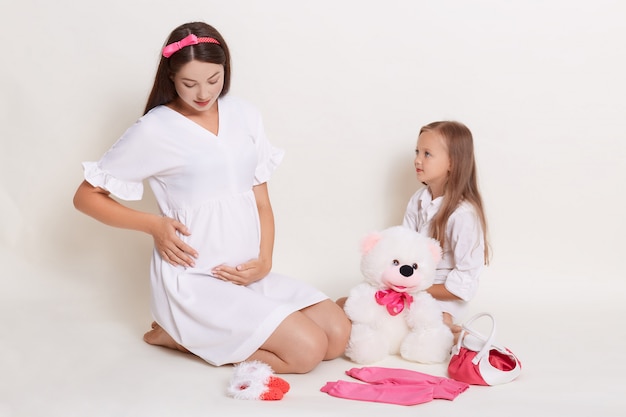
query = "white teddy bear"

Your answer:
(344, 226), (454, 364)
